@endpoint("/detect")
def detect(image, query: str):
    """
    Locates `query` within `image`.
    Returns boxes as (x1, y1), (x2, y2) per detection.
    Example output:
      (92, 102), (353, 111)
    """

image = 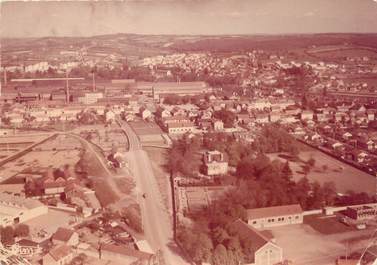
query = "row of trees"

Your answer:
(167, 135), (201, 177)
(0, 224), (30, 246)
(162, 94), (204, 106)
